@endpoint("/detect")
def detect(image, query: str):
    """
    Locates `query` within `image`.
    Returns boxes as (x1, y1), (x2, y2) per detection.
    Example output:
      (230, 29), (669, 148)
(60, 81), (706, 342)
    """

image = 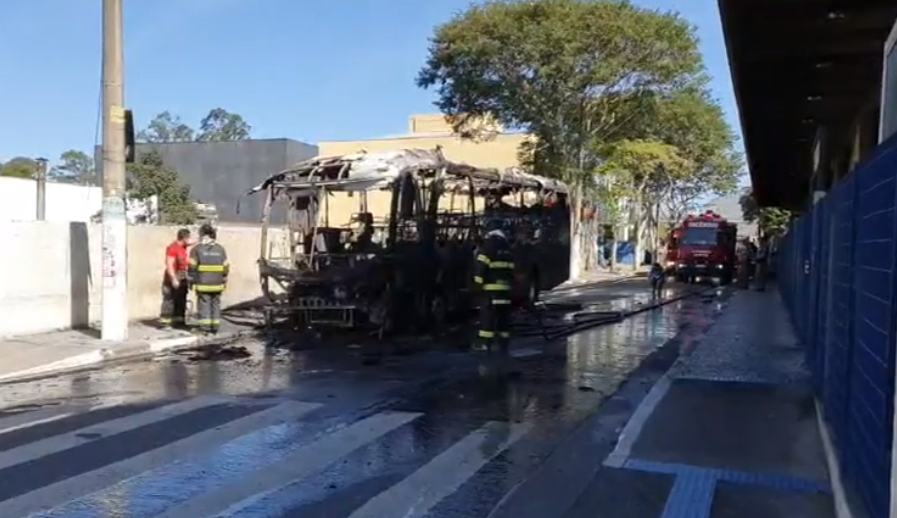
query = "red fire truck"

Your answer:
(664, 210), (737, 283)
